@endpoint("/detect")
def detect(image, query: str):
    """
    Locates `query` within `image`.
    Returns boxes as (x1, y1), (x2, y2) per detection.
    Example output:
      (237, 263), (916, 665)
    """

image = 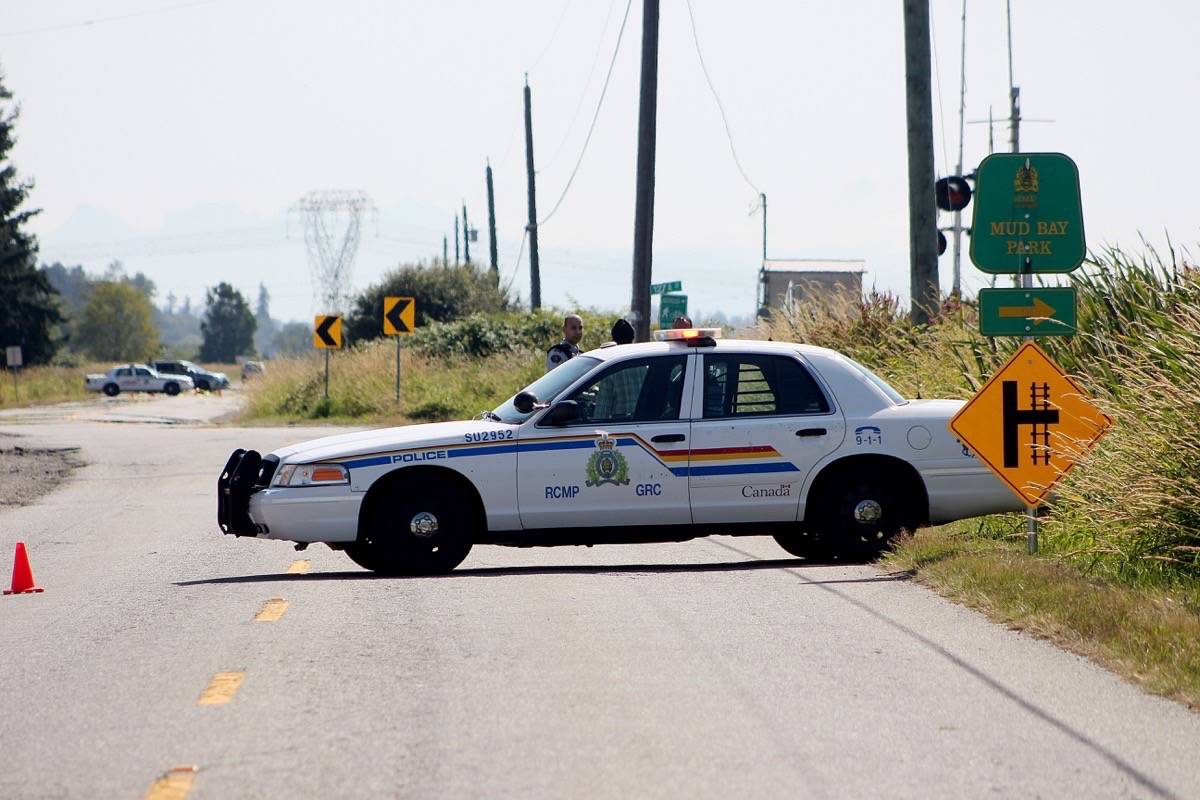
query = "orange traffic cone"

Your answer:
(4, 542), (44, 595)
